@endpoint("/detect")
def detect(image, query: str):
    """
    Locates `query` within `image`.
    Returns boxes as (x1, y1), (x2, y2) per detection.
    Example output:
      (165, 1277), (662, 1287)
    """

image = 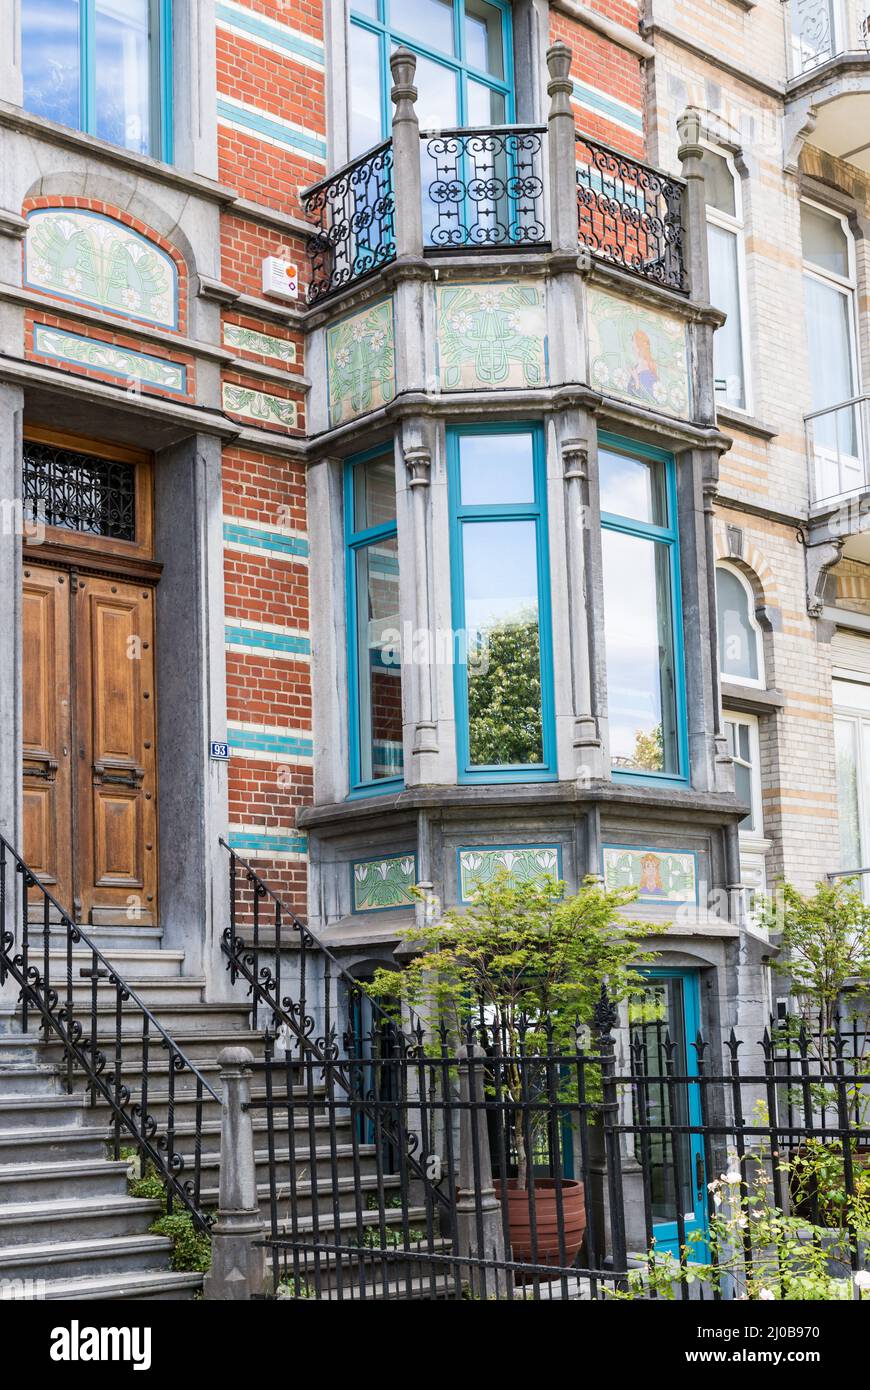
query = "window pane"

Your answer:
(351, 0), (379, 15)
(411, 49), (459, 127)
(835, 718), (862, 871)
(462, 519), (544, 766)
(699, 150), (736, 217)
(466, 79), (506, 125)
(356, 538), (403, 782)
(353, 454), (396, 531)
(804, 275), (855, 413)
(465, 0), (505, 78)
(603, 530), (678, 774)
(708, 224), (746, 410)
(459, 432), (534, 506)
(801, 203), (849, 278)
(94, 0), (152, 154)
(22, 0), (81, 130)
(395, 0), (454, 57)
(599, 447), (668, 527)
(716, 567), (759, 682)
(350, 23), (383, 155)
